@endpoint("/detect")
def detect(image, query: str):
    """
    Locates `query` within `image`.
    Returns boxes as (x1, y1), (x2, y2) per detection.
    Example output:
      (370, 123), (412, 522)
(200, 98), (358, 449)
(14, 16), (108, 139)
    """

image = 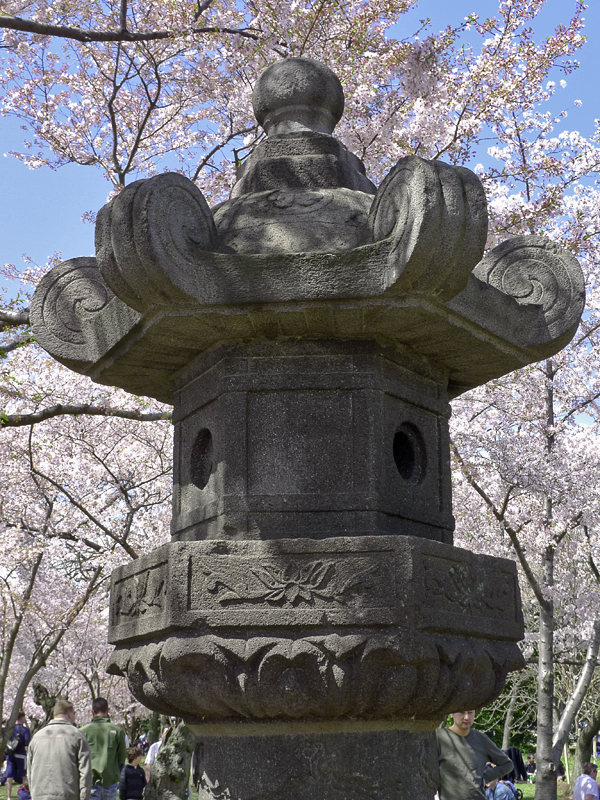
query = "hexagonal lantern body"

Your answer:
(172, 340), (453, 544)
